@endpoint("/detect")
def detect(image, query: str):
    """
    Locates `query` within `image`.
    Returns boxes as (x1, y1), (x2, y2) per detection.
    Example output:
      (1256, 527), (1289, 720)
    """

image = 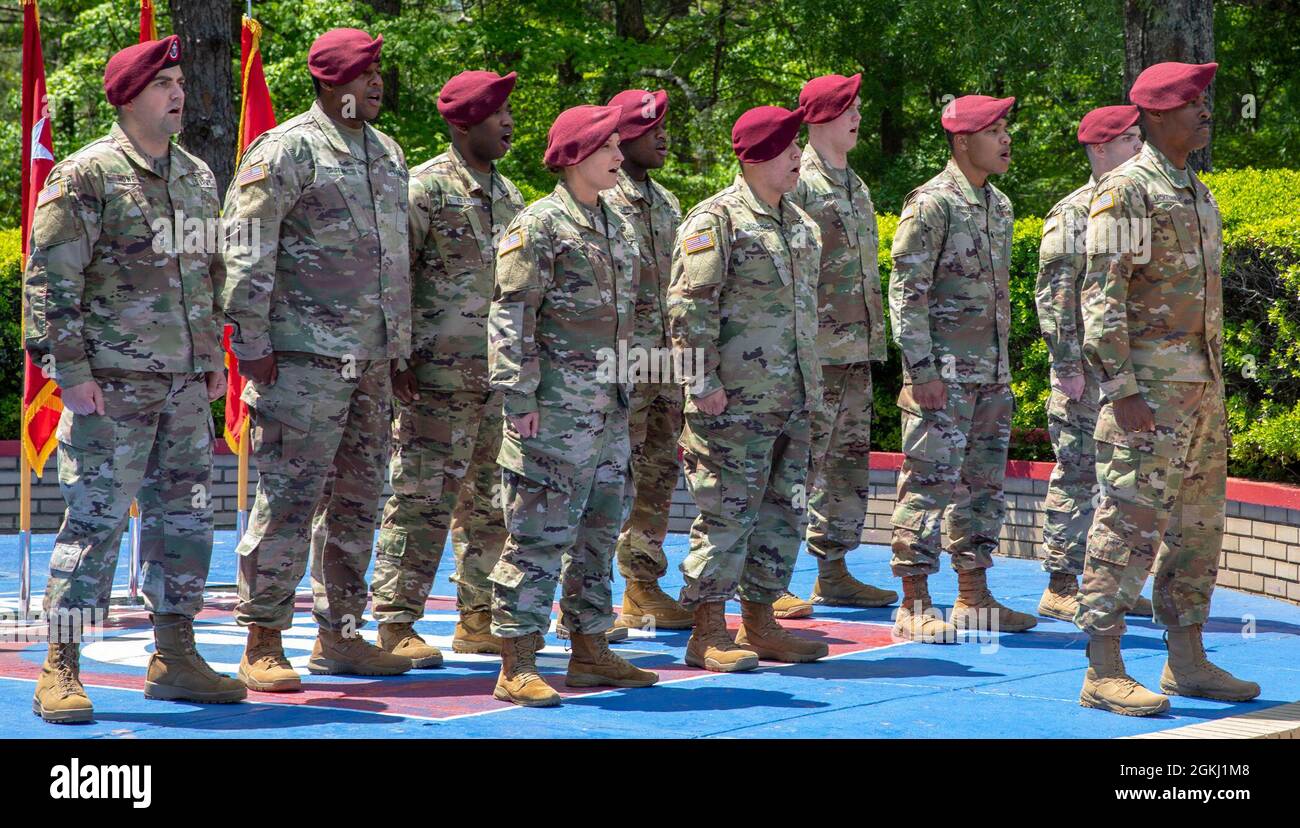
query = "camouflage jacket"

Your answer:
(1082, 142), (1222, 401)
(488, 182), (638, 417)
(604, 169), (682, 358)
(889, 159), (1013, 386)
(1036, 178), (1093, 380)
(221, 101), (410, 362)
(408, 146), (524, 393)
(24, 123), (224, 389)
(667, 173), (823, 415)
(794, 144), (886, 365)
